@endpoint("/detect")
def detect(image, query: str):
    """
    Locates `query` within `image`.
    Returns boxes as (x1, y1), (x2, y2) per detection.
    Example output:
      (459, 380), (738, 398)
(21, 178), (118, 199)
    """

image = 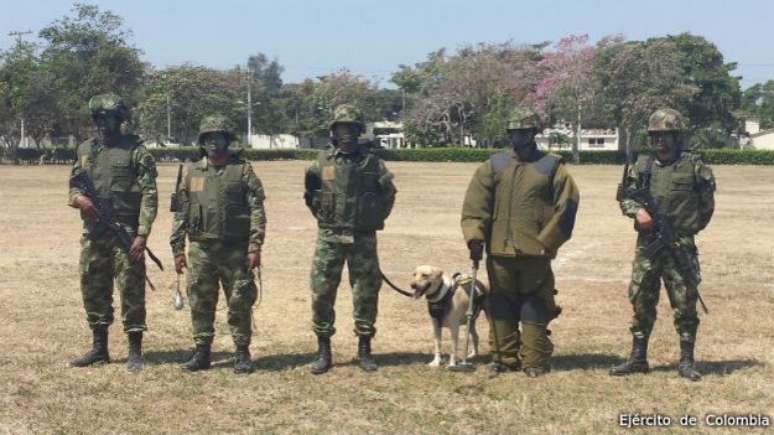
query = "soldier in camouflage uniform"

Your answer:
(461, 108), (579, 377)
(170, 115), (266, 374)
(304, 104), (397, 374)
(68, 93), (158, 372)
(610, 108), (715, 381)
